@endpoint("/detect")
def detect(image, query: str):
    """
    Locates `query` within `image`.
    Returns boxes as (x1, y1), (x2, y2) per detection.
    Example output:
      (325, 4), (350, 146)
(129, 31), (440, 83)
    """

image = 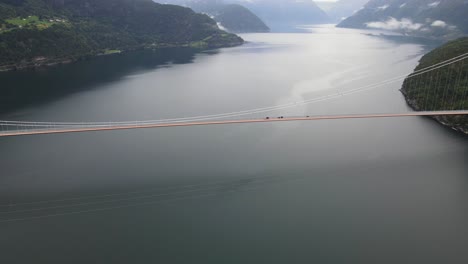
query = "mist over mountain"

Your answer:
(155, 0), (269, 33)
(337, 0), (468, 40)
